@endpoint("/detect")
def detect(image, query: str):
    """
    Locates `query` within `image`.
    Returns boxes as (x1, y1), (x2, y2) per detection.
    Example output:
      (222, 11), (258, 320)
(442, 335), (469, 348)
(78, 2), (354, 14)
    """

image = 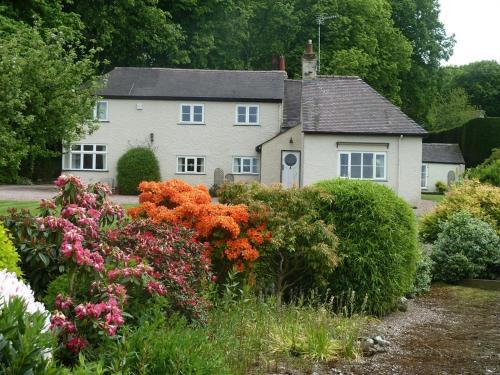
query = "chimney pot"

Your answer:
(306, 40), (314, 54)
(279, 55), (286, 71)
(302, 39), (317, 80)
